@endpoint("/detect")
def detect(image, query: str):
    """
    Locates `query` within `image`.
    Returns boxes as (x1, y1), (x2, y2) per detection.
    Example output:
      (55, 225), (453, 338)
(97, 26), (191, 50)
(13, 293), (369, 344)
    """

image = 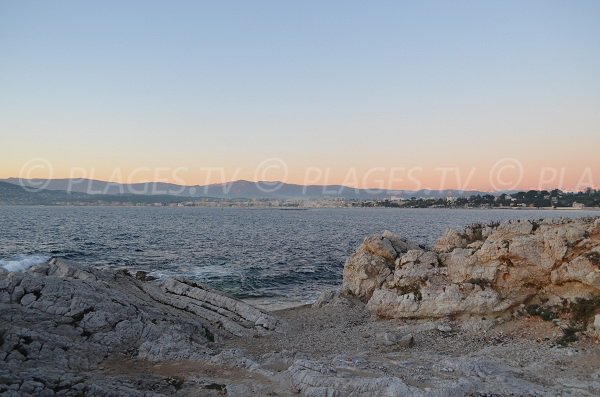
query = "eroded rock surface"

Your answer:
(342, 231), (423, 300)
(0, 258), (280, 395)
(343, 218), (600, 321)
